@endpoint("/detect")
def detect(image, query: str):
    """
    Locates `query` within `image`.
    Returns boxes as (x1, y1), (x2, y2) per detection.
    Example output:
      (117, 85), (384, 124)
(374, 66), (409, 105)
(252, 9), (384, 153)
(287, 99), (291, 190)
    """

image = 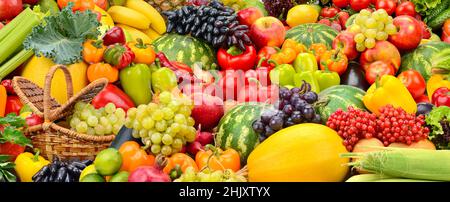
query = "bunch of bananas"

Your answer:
(107, 0), (166, 44)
